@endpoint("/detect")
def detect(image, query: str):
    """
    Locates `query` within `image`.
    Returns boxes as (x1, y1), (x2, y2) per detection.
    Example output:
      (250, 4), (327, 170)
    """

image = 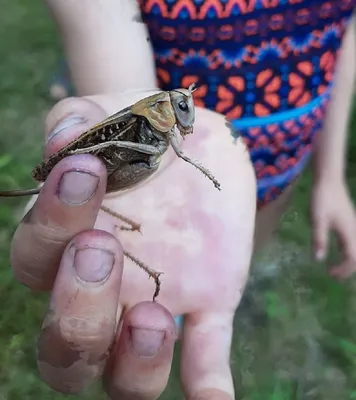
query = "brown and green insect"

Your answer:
(0, 84), (221, 301)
